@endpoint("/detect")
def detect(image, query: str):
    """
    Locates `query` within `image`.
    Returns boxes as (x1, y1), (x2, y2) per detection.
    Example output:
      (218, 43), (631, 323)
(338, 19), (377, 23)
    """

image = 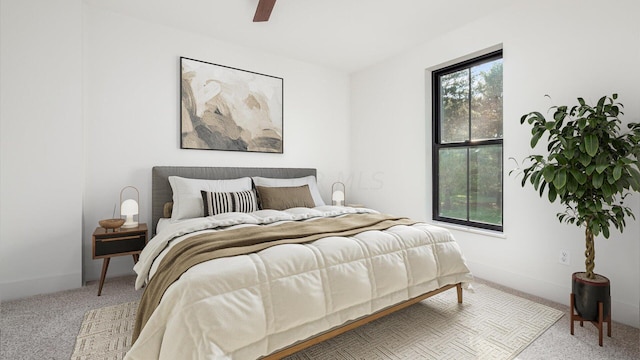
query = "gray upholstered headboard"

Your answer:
(152, 166), (317, 234)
